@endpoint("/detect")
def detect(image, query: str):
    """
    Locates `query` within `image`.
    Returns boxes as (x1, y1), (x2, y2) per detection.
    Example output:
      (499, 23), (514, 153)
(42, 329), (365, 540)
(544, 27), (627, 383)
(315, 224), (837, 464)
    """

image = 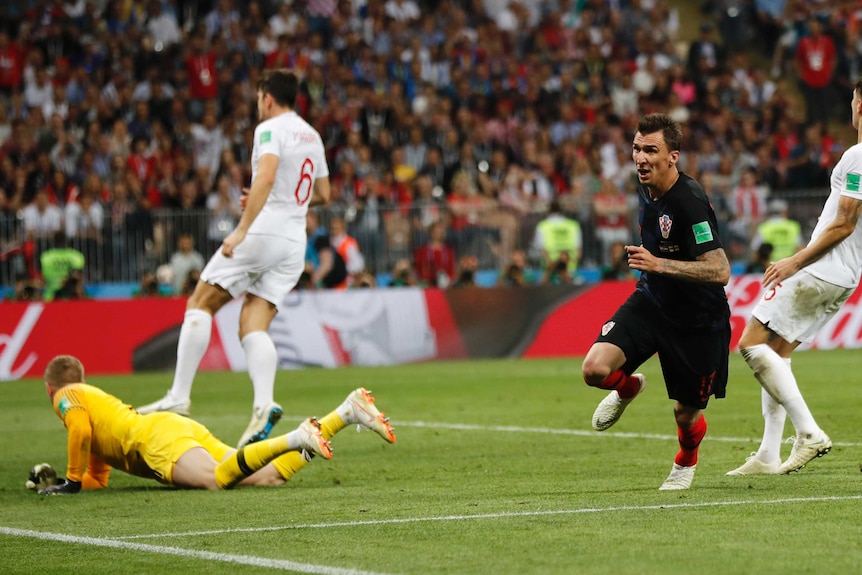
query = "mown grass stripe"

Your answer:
(109, 495), (862, 540)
